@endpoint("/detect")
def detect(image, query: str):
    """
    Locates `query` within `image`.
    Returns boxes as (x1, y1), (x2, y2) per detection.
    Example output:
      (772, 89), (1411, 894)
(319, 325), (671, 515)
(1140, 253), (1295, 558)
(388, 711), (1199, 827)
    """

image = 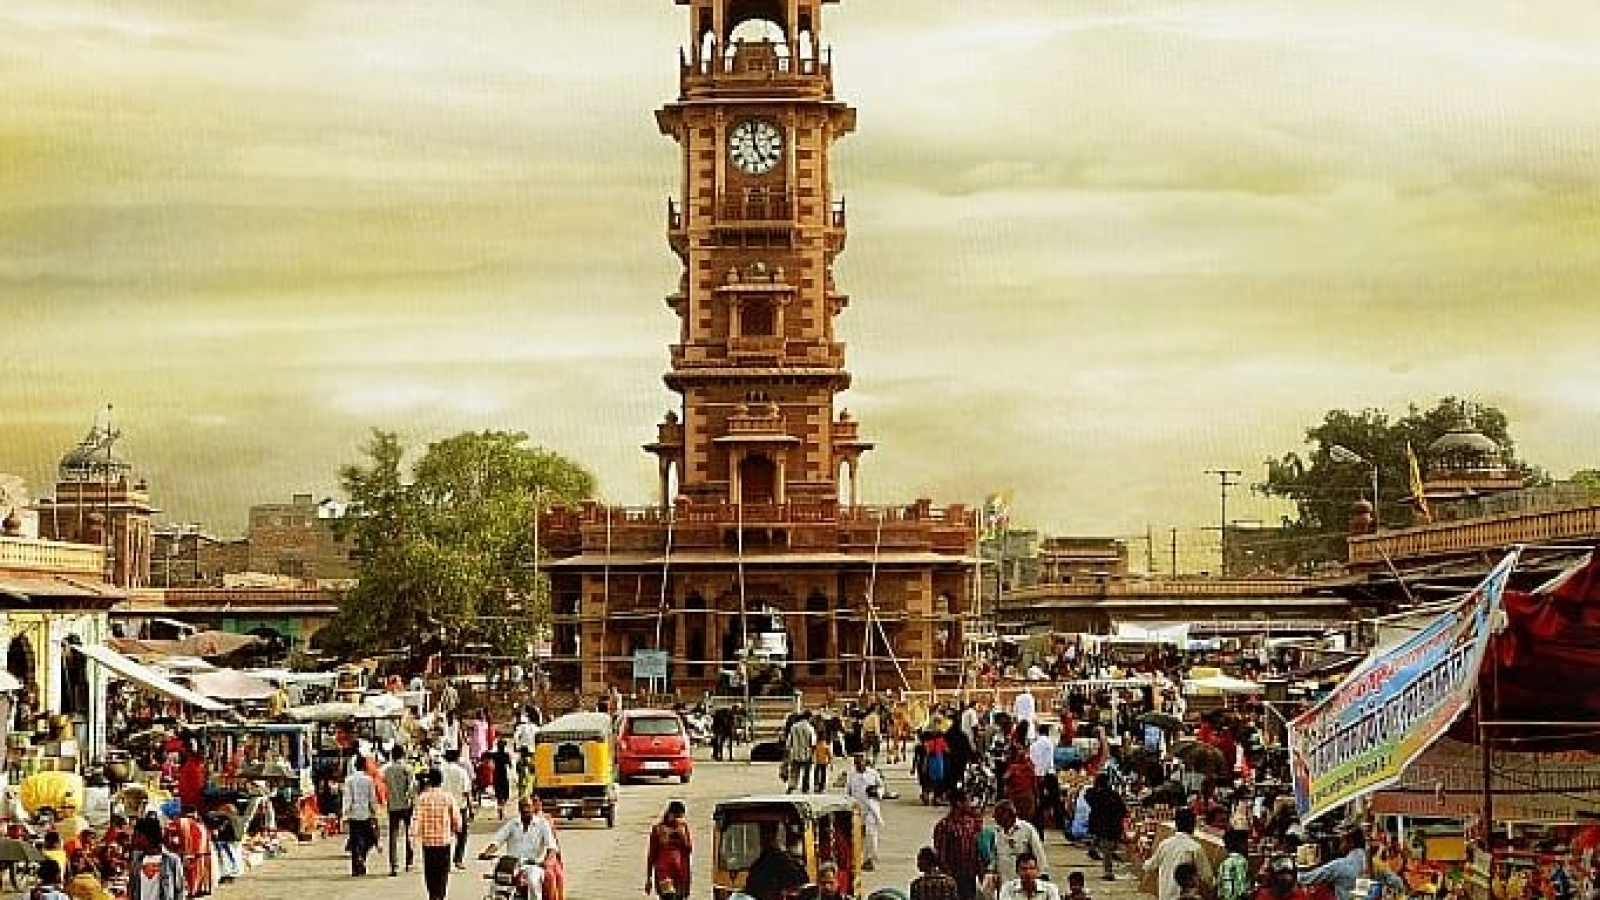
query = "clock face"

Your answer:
(729, 119), (783, 175)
